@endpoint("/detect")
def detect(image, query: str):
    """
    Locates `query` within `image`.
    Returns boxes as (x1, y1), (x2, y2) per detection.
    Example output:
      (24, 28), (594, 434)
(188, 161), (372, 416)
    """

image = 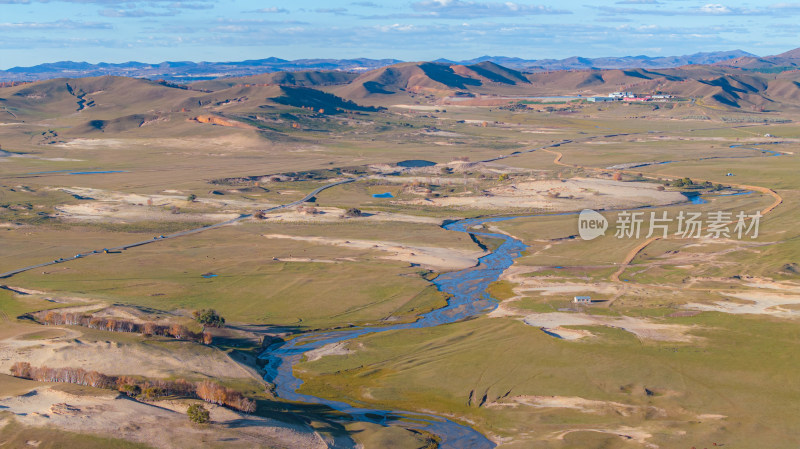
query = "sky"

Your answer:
(0, 0), (797, 69)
